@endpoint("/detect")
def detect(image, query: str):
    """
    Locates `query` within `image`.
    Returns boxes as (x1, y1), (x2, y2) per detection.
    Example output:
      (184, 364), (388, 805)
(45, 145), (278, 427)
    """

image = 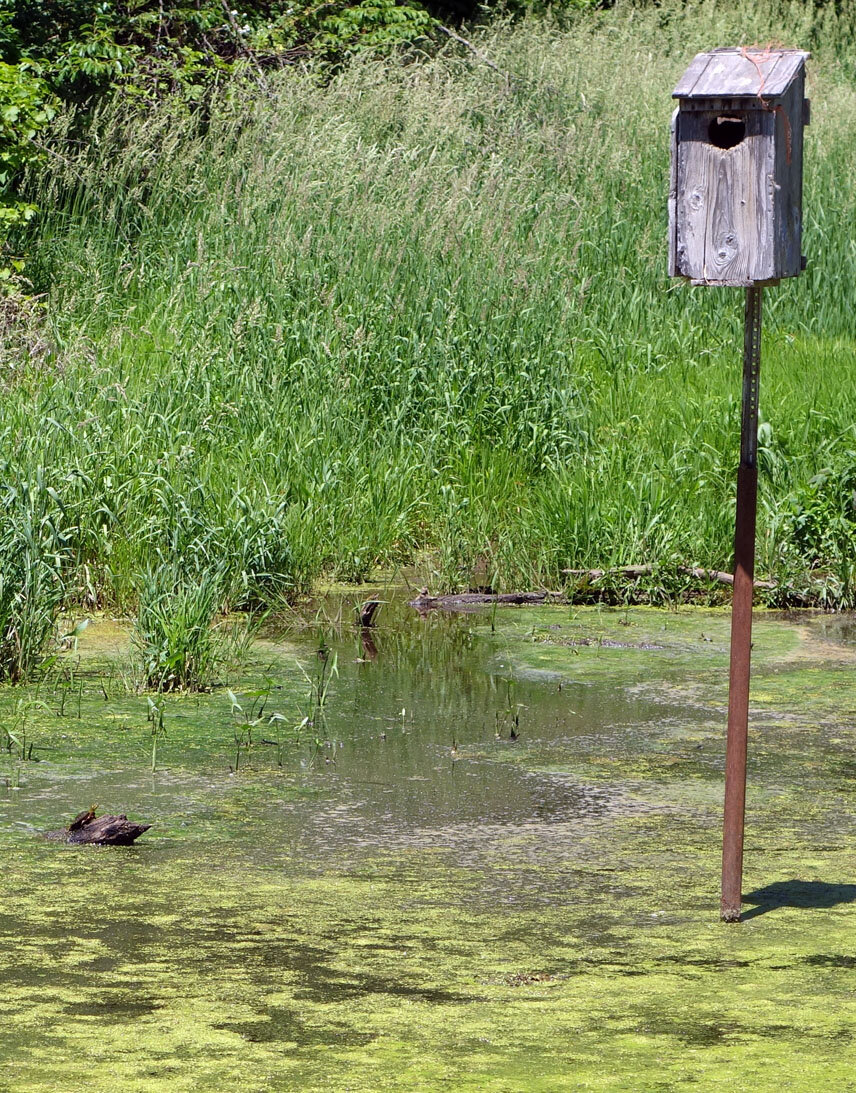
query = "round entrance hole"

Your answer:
(708, 116), (746, 150)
